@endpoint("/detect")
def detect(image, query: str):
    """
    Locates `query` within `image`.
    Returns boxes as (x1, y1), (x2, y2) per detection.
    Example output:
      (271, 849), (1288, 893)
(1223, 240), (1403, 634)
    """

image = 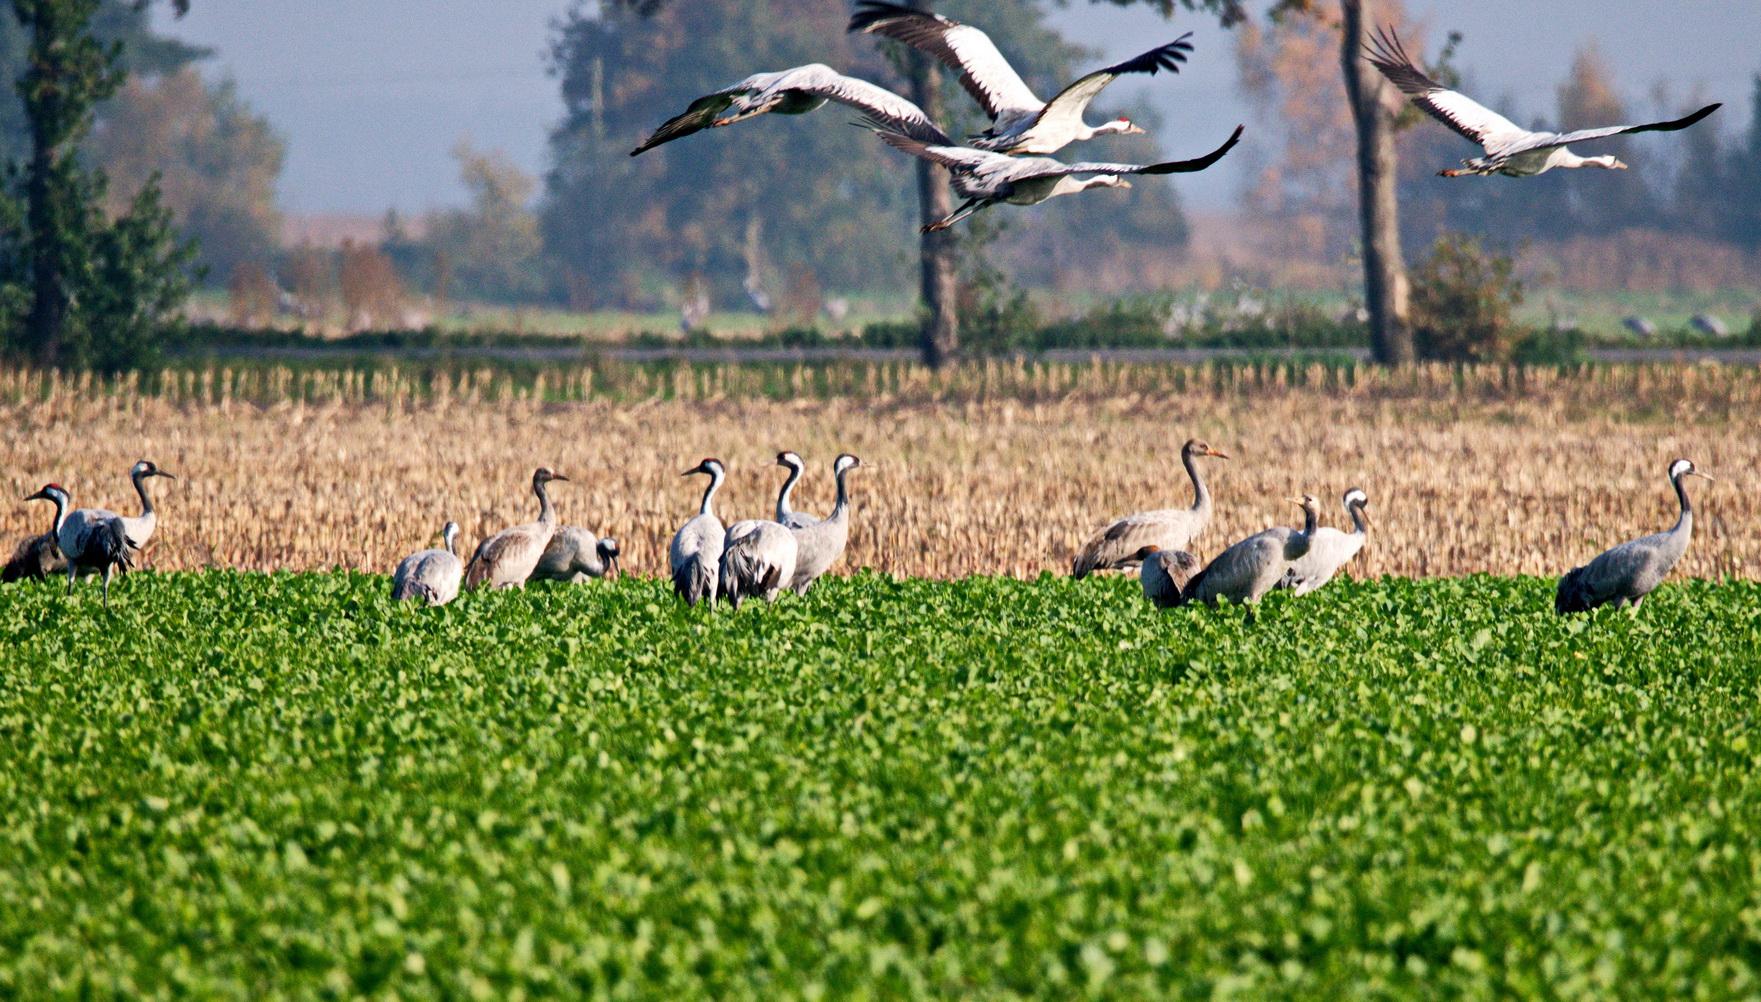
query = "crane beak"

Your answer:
(1358, 508), (1373, 527)
(1209, 449), (1231, 460)
(1690, 470), (1715, 483)
(156, 471), (176, 480)
(1125, 123), (1146, 135)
